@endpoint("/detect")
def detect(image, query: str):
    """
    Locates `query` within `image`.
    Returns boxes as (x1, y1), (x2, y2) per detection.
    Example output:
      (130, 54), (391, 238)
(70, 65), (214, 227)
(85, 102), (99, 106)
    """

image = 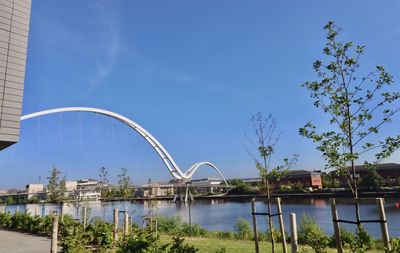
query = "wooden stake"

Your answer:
(276, 198), (287, 253)
(330, 199), (343, 253)
(376, 198), (391, 251)
(60, 203), (64, 222)
(290, 213), (298, 253)
(83, 207), (87, 228)
(251, 198), (260, 253)
(129, 216), (133, 234)
(113, 208), (119, 241)
(124, 212), (129, 236)
(50, 211), (59, 253)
